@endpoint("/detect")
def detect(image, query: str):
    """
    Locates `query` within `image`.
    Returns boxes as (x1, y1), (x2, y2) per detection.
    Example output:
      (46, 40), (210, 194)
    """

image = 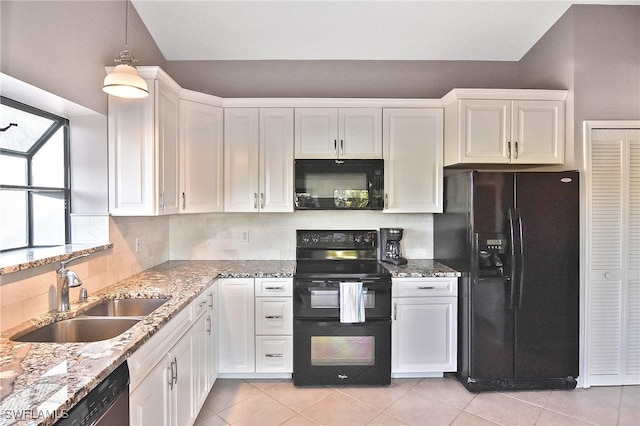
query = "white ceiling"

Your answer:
(132, 1), (639, 62)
